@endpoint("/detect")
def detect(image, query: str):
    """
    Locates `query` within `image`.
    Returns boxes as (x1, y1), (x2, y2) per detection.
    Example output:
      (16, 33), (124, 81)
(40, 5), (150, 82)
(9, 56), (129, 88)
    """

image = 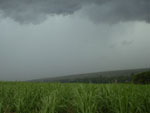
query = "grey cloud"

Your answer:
(121, 40), (134, 46)
(81, 0), (150, 24)
(0, 14), (150, 80)
(0, 0), (150, 24)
